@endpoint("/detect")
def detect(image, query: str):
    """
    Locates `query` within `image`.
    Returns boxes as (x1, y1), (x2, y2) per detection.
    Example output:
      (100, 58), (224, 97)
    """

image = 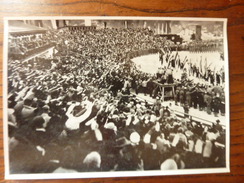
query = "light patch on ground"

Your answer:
(131, 53), (160, 75)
